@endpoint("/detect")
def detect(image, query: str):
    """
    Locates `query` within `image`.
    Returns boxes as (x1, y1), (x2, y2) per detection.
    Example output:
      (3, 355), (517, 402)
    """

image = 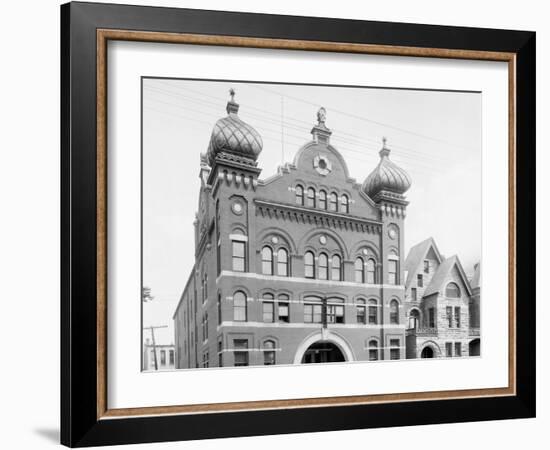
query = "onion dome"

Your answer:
(362, 138), (411, 199)
(206, 88), (263, 167)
